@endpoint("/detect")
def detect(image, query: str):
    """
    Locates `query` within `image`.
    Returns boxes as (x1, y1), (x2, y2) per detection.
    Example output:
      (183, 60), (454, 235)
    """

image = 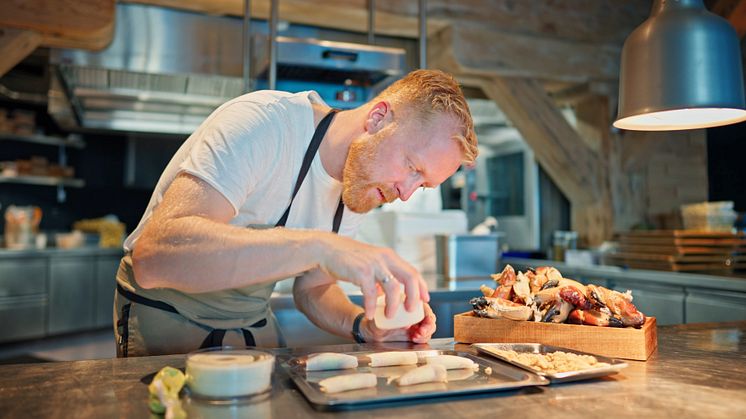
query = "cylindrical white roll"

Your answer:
(395, 364), (448, 386)
(425, 355), (477, 370)
(318, 373), (377, 393)
(366, 351), (419, 367)
(305, 353), (358, 371)
(186, 348), (275, 399)
(373, 295), (425, 330)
